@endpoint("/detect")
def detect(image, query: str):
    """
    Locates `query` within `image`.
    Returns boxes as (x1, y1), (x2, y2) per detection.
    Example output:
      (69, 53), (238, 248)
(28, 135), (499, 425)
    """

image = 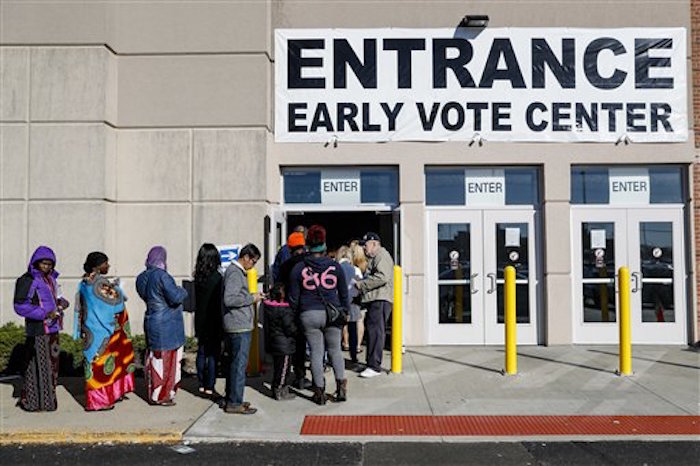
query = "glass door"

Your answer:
(572, 207), (686, 344)
(572, 209), (627, 343)
(427, 210), (484, 344)
(483, 210), (538, 344)
(627, 208), (686, 343)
